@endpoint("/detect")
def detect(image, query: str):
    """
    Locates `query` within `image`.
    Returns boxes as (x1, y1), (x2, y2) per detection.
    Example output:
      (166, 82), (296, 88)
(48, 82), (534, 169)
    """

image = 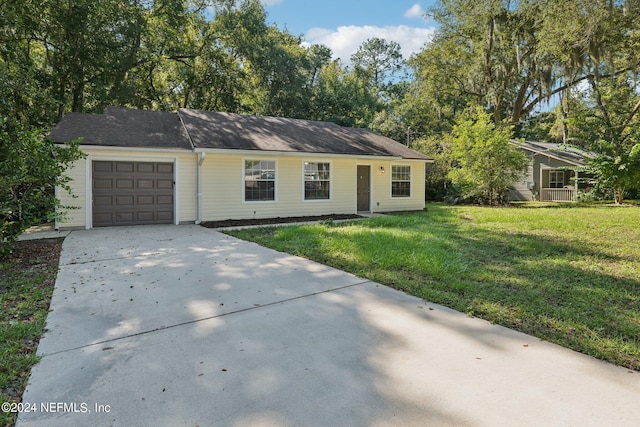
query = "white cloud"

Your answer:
(305, 25), (435, 65)
(404, 4), (426, 20)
